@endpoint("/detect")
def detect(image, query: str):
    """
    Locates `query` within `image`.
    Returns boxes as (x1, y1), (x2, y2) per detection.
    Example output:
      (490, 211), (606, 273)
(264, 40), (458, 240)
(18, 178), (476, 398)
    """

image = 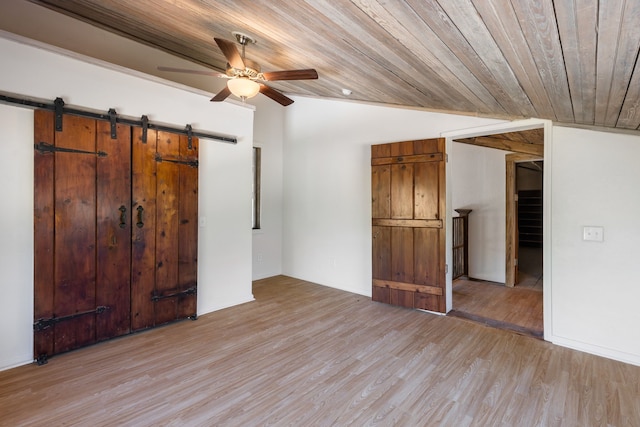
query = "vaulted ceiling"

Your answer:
(26, 0), (640, 132)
